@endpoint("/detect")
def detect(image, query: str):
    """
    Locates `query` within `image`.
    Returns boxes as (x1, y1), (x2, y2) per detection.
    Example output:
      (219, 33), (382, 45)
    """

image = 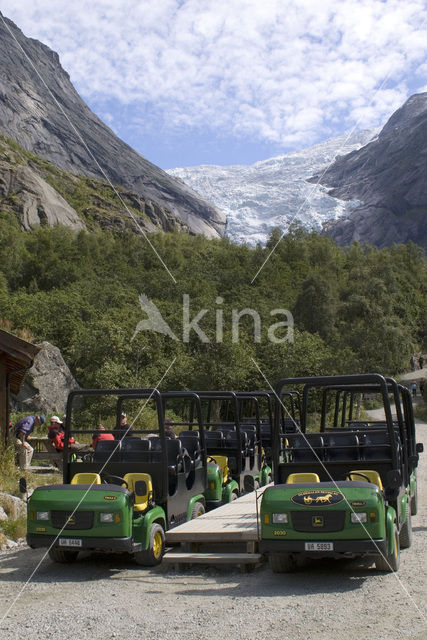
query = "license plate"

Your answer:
(305, 542), (334, 551)
(59, 538), (82, 548)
